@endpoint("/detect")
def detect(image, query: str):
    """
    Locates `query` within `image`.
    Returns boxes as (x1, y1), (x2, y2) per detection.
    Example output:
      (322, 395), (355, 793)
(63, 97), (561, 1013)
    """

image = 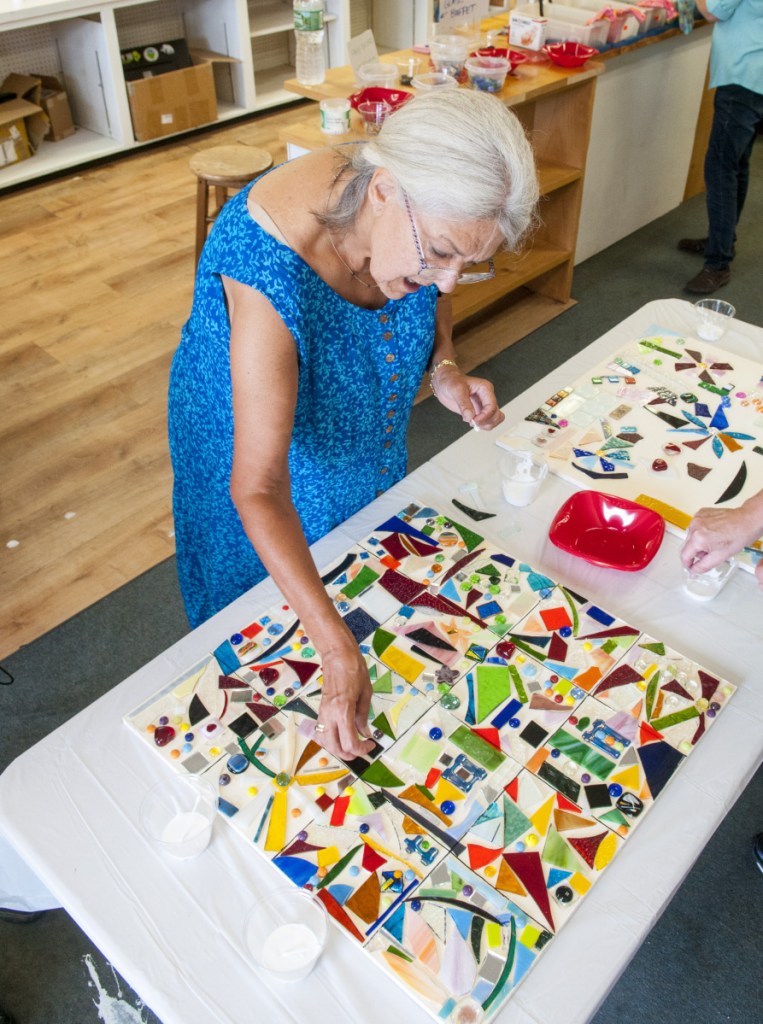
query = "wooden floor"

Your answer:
(0, 103), (567, 660)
